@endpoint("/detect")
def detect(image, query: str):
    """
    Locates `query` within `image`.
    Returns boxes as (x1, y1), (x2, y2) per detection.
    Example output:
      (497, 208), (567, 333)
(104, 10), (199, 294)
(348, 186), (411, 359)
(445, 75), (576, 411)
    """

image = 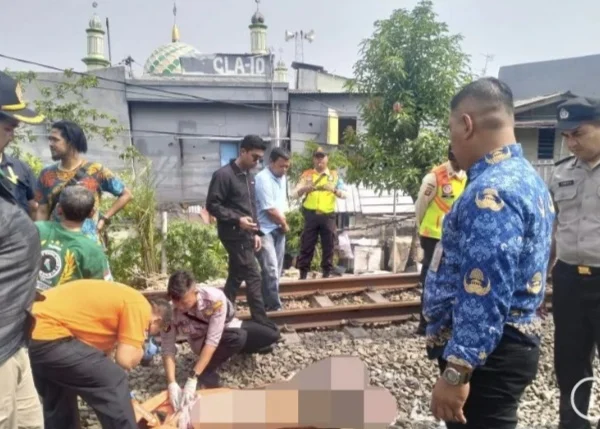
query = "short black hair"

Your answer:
(240, 134), (267, 152)
(269, 147), (290, 163)
(450, 77), (514, 116)
(51, 120), (88, 153)
(150, 298), (173, 327)
(59, 185), (95, 222)
(167, 270), (195, 301)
